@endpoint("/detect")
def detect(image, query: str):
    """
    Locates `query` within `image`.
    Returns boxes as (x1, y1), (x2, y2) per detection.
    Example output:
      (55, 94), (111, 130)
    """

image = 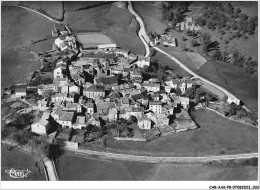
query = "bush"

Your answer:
(235, 31), (241, 38)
